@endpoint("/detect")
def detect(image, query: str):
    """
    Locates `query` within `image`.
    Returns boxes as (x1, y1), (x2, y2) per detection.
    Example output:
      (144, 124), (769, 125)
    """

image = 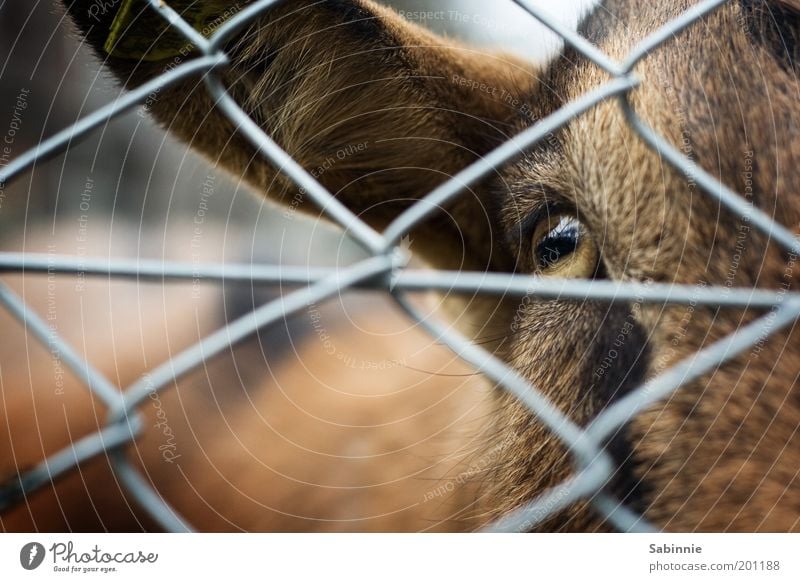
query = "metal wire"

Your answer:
(1, 0), (798, 533)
